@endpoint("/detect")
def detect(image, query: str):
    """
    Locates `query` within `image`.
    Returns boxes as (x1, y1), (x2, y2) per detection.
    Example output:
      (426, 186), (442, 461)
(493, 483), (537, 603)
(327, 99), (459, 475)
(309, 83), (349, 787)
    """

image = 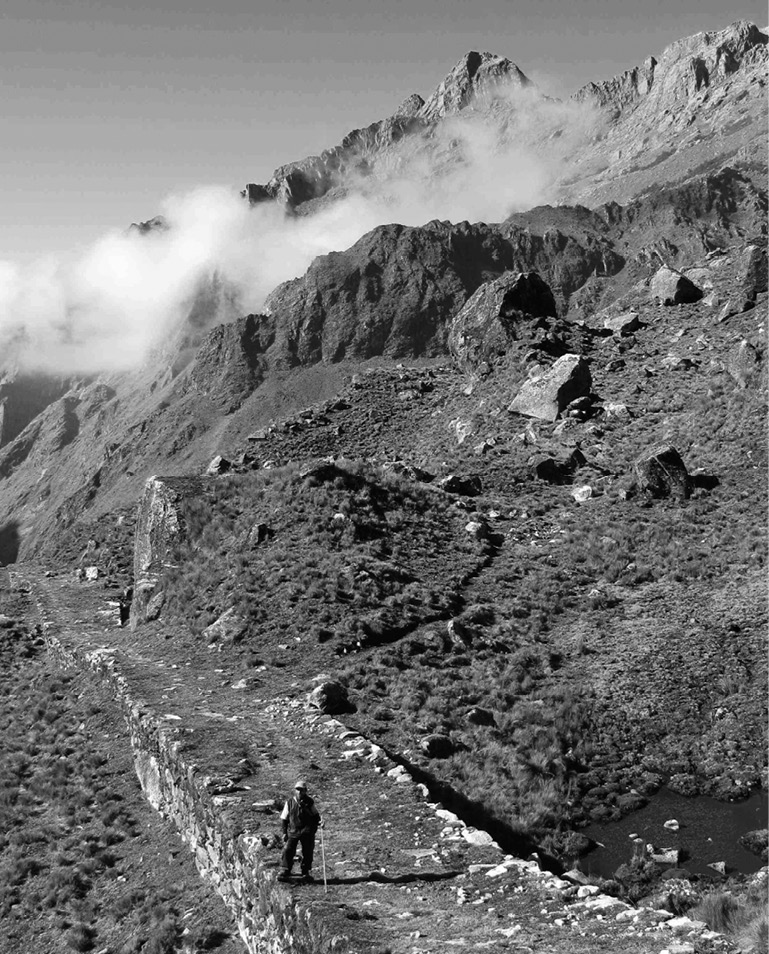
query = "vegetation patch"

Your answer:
(0, 592), (241, 954)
